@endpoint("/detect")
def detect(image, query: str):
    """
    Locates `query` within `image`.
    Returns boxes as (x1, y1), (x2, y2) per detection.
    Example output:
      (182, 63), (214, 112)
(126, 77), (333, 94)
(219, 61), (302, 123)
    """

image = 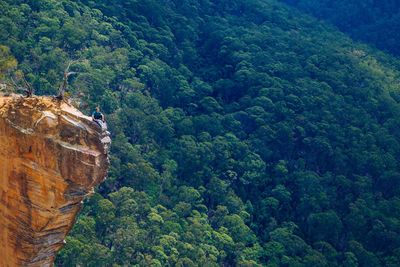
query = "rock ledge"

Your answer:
(0, 95), (110, 267)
